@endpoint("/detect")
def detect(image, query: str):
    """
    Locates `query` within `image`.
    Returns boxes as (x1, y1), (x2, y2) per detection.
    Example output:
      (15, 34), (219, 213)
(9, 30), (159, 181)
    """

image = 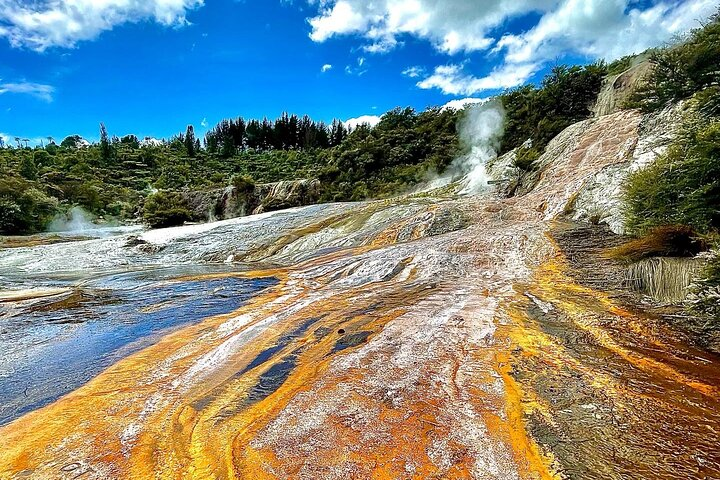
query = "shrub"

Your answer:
(0, 175), (59, 234)
(627, 10), (720, 112)
(624, 88), (720, 236)
(513, 146), (541, 171)
(143, 191), (193, 228)
(231, 174), (255, 194)
(0, 197), (24, 234)
(607, 225), (708, 262)
(688, 253), (720, 319)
